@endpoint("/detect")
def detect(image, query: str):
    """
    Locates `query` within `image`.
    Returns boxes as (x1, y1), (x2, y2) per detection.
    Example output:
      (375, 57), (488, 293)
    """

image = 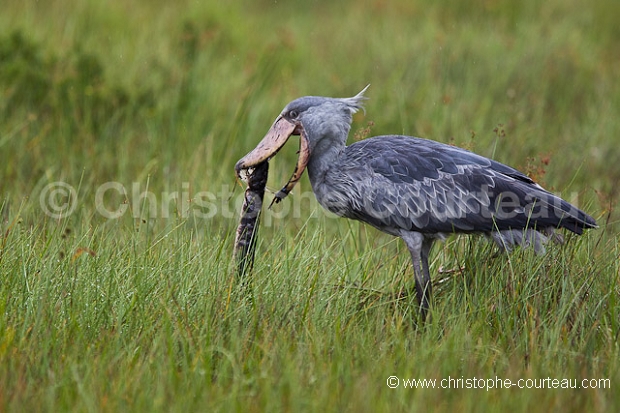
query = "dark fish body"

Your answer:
(234, 161), (269, 278)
